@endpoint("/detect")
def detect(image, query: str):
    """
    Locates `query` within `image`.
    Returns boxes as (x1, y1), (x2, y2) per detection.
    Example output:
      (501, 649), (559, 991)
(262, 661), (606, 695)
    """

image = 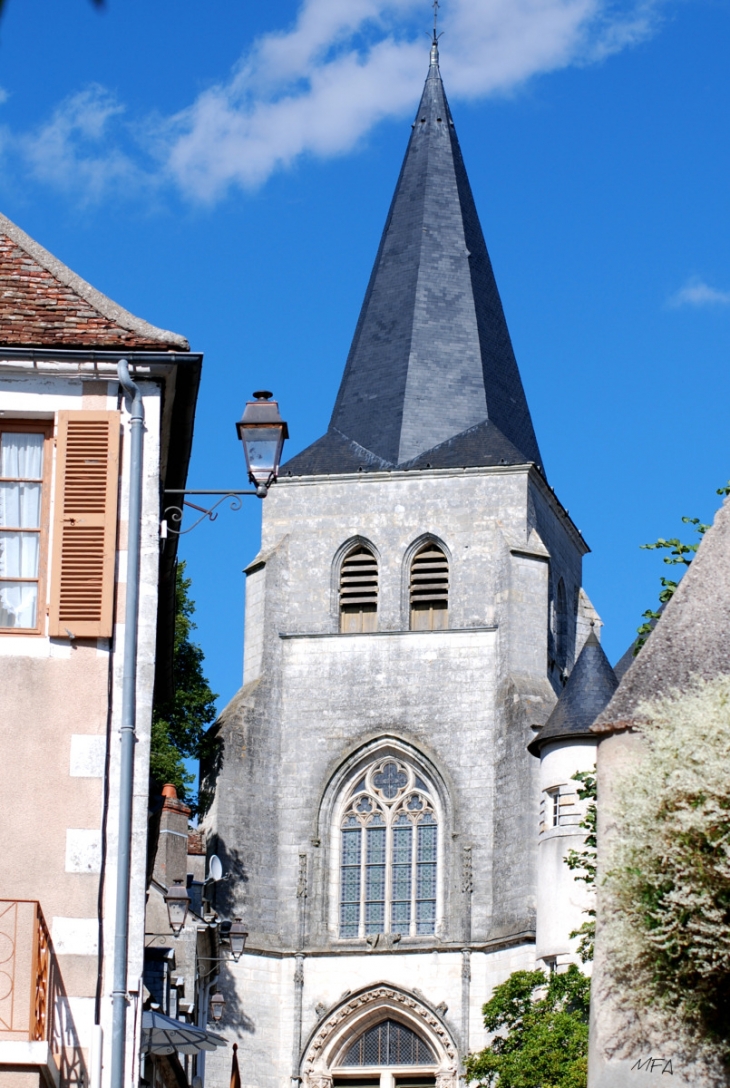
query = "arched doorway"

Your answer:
(301, 986), (458, 1088)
